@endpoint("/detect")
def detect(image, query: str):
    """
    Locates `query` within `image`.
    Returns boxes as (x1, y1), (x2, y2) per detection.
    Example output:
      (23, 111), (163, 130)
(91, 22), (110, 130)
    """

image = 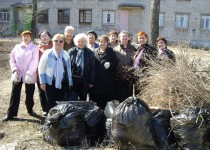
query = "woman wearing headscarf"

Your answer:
(92, 35), (117, 109)
(39, 34), (73, 113)
(37, 30), (53, 115)
(3, 30), (39, 121)
(69, 33), (95, 101)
